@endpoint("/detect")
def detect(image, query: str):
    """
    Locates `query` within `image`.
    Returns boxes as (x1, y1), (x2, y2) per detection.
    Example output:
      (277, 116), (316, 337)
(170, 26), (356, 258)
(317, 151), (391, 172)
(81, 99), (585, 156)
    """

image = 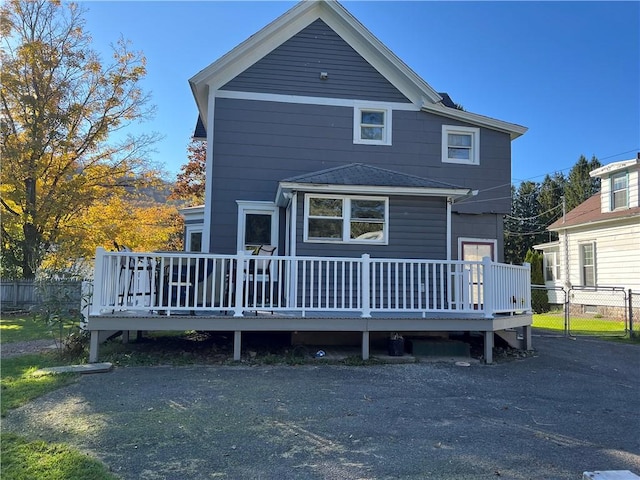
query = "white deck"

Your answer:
(88, 249), (533, 363)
